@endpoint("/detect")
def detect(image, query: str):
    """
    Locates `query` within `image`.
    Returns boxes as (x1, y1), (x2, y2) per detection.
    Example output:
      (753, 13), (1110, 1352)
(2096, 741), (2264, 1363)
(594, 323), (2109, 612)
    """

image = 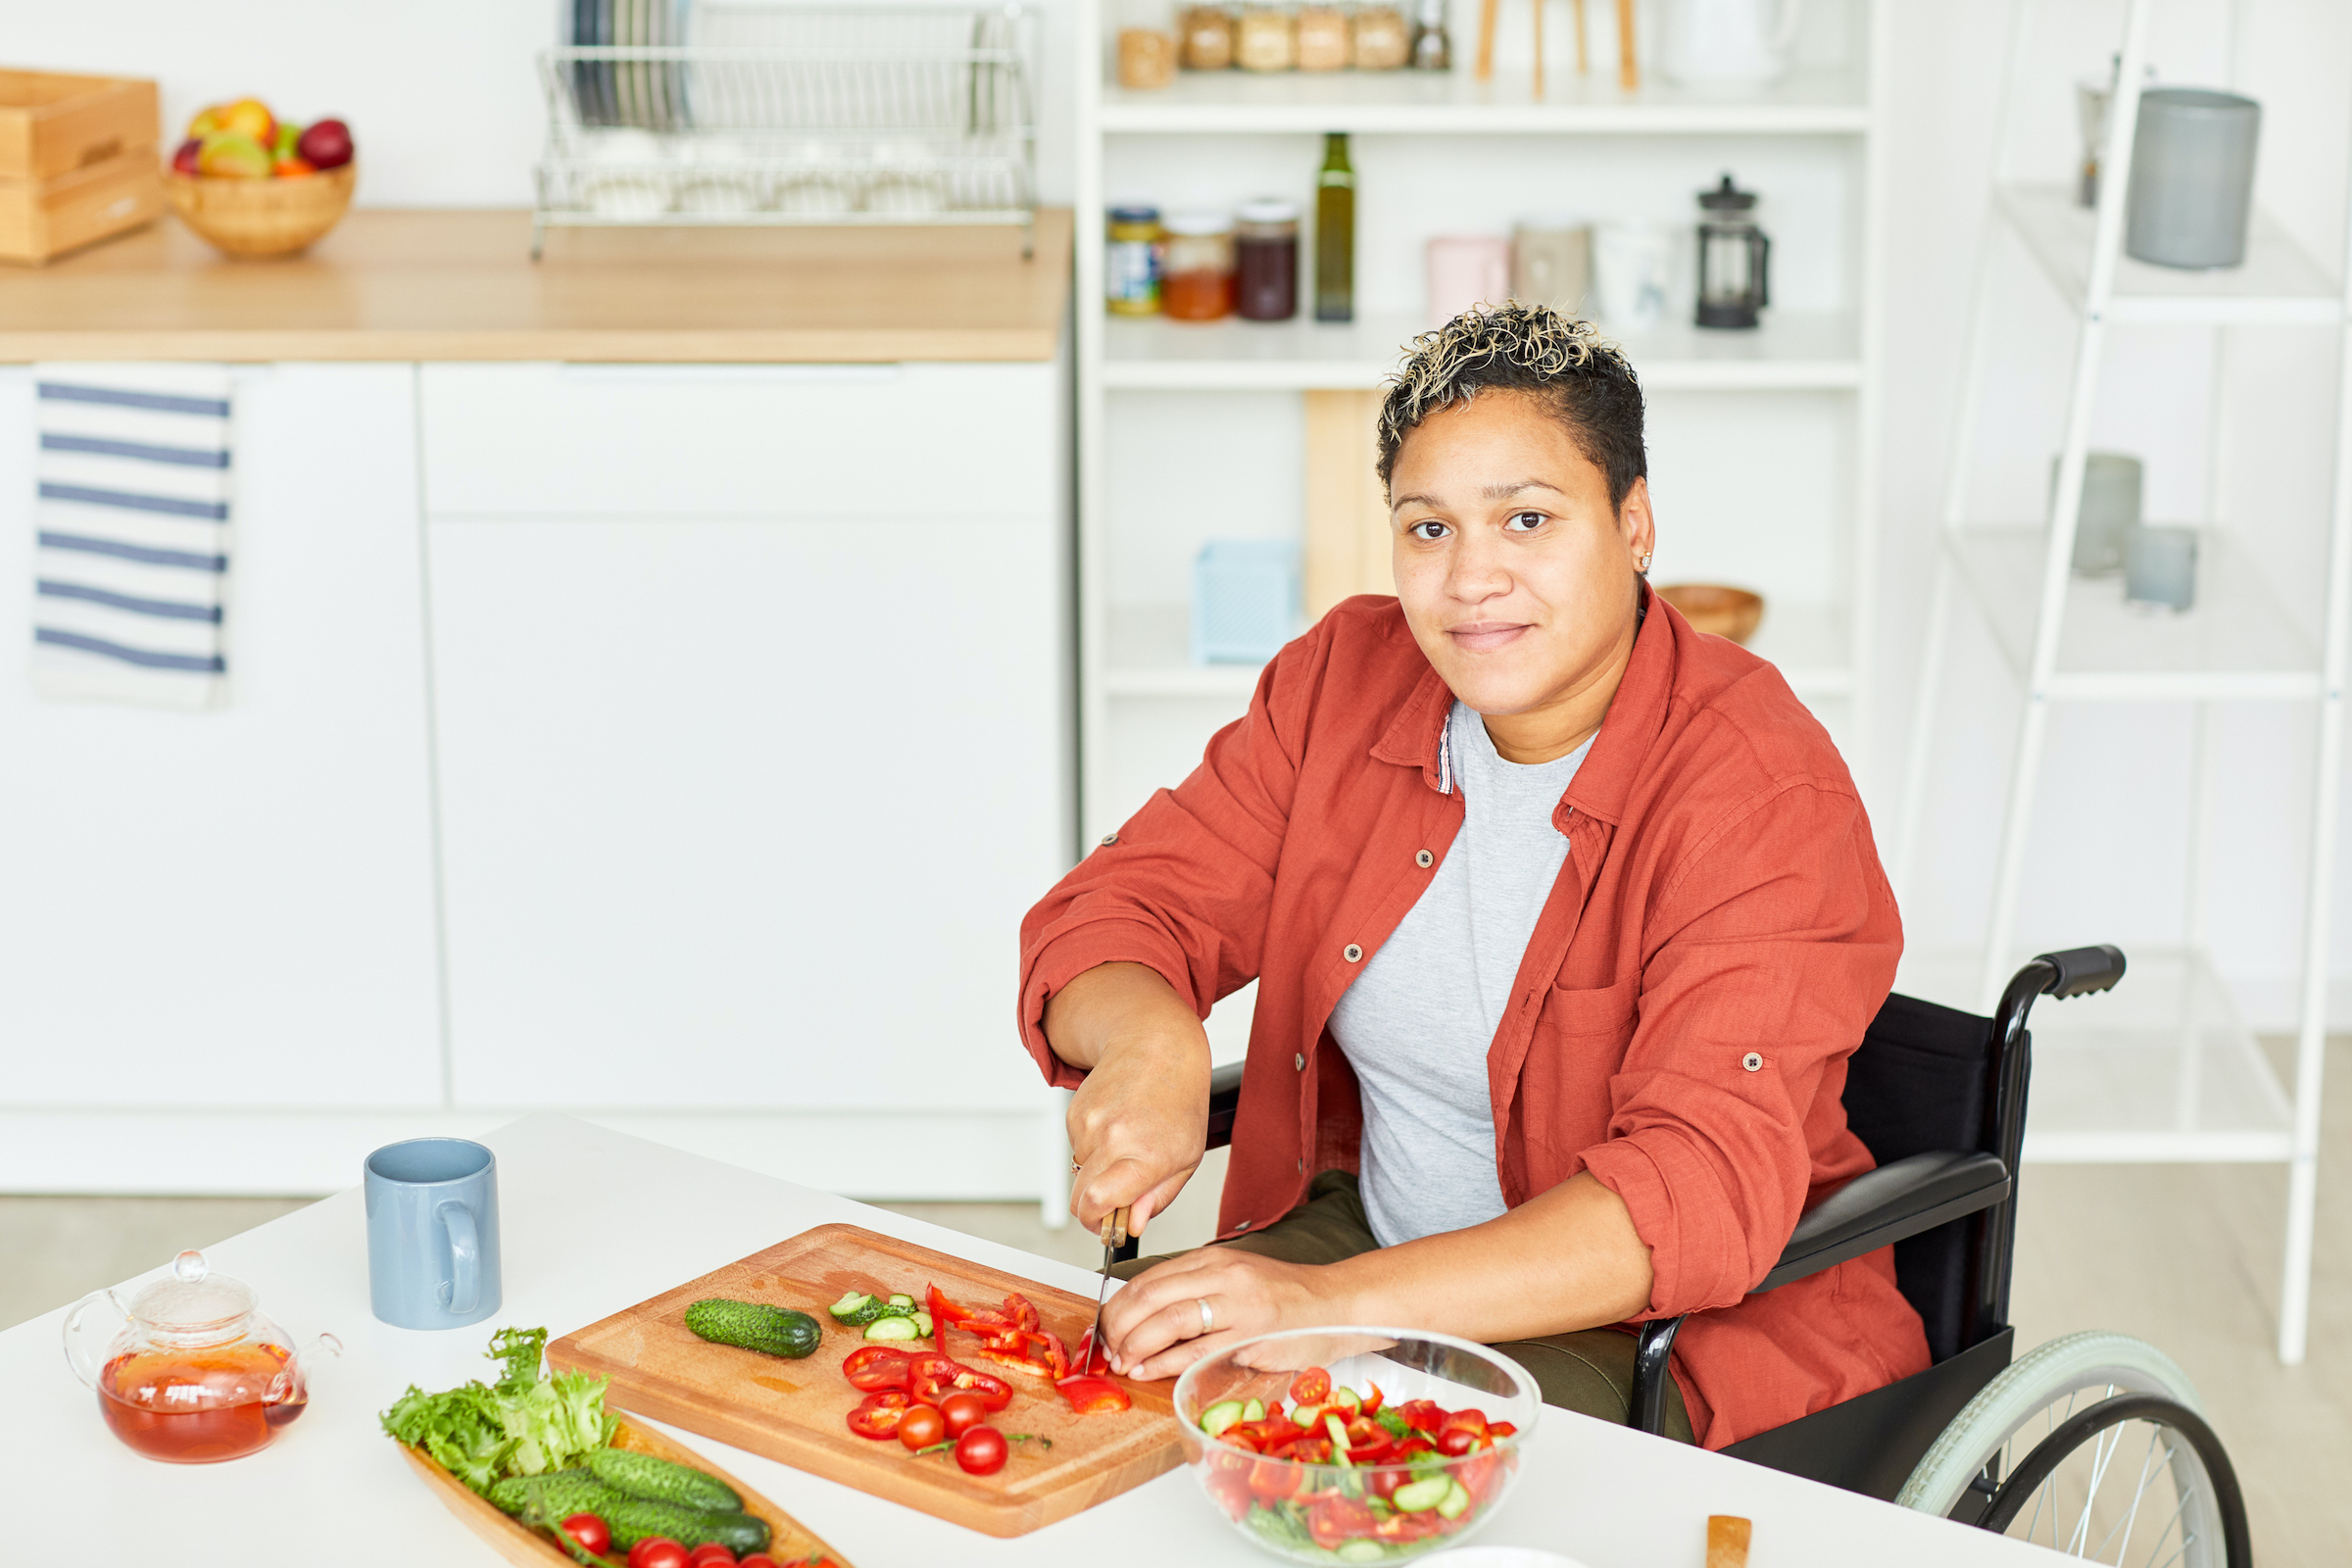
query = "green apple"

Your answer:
(197, 131), (272, 179)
